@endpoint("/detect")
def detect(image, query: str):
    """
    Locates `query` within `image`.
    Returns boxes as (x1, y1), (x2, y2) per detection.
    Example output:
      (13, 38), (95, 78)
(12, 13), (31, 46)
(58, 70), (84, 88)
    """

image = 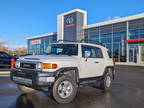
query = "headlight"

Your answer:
(36, 63), (43, 70)
(15, 61), (20, 68)
(43, 63), (57, 69)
